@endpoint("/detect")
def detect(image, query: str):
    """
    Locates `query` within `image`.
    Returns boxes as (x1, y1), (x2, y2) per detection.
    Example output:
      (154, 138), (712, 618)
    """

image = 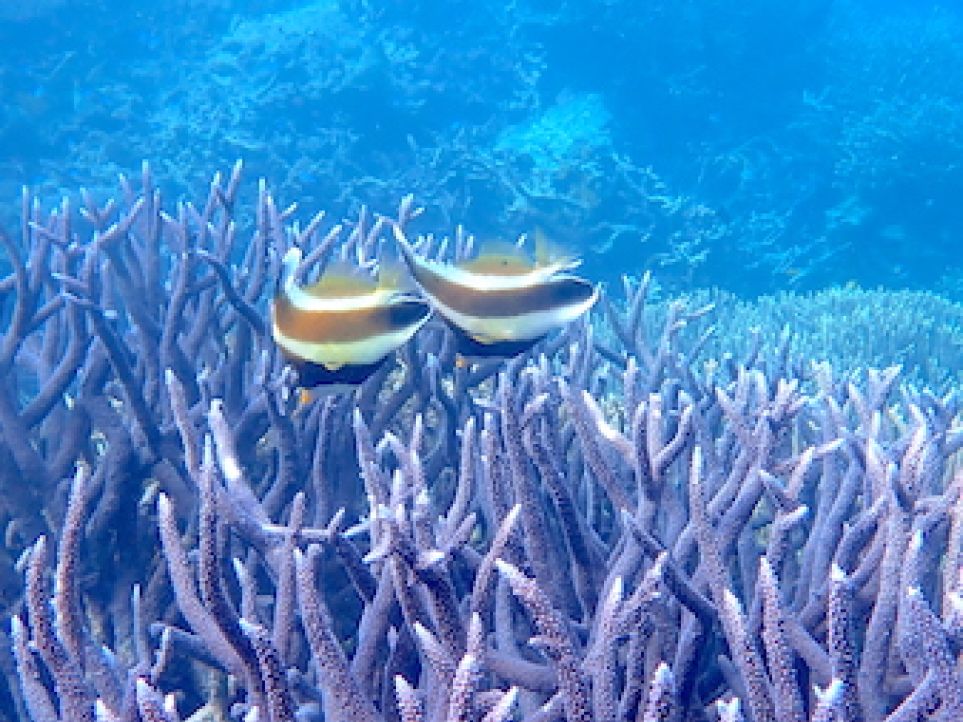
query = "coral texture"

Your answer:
(1, 164), (962, 721)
